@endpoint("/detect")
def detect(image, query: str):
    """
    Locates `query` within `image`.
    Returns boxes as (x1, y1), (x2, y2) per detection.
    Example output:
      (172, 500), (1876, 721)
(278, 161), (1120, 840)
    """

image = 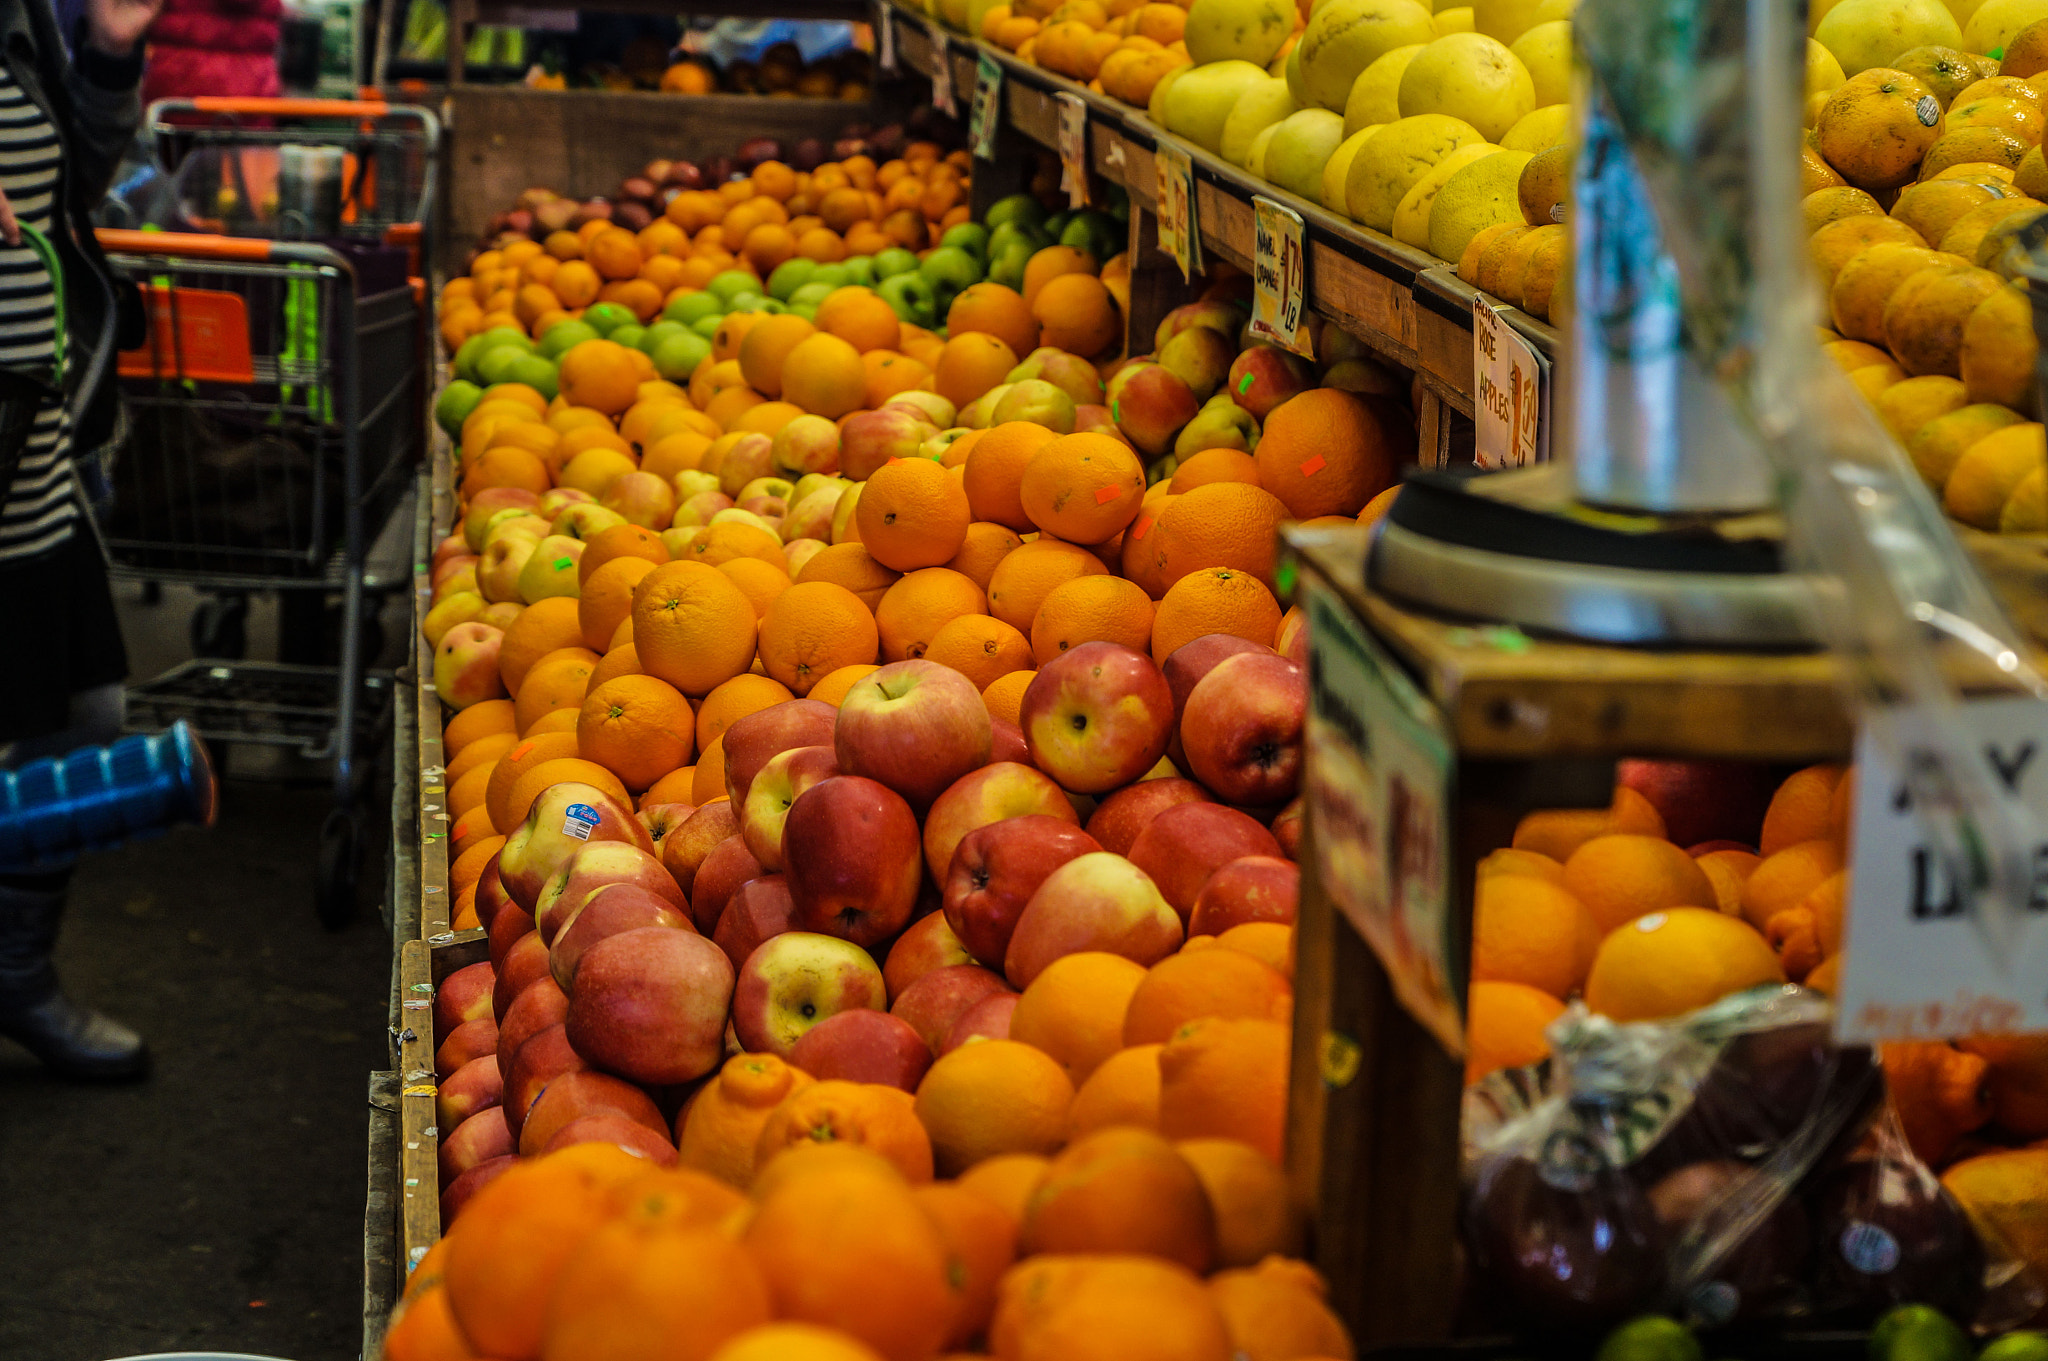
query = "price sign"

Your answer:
(1302, 580), (1463, 1058)
(1057, 92), (1089, 208)
(877, 5), (896, 74)
(970, 52), (1003, 160)
(928, 22), (955, 117)
(1153, 139), (1199, 281)
(1472, 297), (1548, 468)
(1835, 697), (2048, 1043)
(1249, 196), (1311, 357)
